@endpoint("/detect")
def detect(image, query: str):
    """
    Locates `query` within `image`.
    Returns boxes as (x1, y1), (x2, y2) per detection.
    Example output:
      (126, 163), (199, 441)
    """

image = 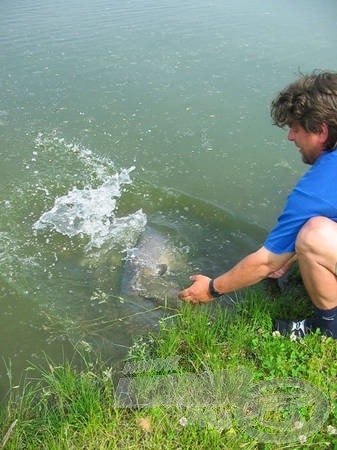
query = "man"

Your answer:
(179, 71), (337, 339)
